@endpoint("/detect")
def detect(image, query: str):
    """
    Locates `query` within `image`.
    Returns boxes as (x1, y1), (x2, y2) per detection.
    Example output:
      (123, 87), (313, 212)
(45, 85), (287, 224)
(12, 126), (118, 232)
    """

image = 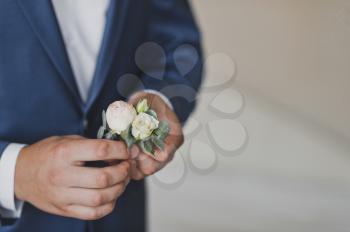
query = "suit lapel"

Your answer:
(16, 0), (83, 108)
(85, 0), (130, 111)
